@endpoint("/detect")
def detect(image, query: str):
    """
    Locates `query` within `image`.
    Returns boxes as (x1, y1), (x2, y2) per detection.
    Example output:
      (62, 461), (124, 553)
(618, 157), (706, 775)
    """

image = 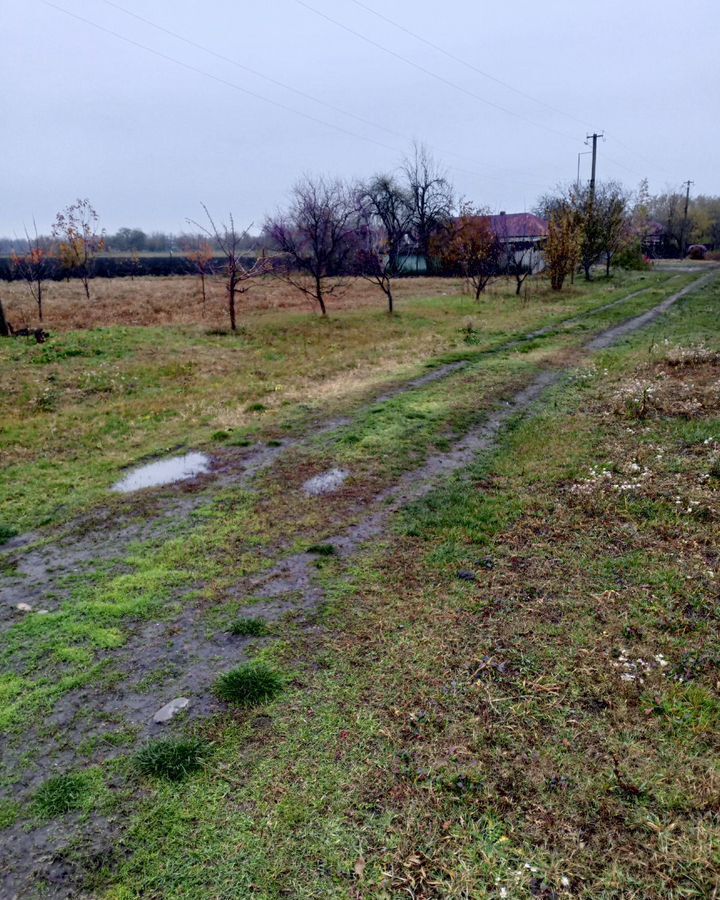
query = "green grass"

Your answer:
(227, 617), (270, 637)
(0, 271), (682, 533)
(102, 275), (720, 898)
(0, 524), (18, 545)
(306, 543), (337, 556)
(213, 662), (285, 707)
(33, 770), (102, 818)
(1, 270), (717, 896)
(134, 738), (208, 782)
